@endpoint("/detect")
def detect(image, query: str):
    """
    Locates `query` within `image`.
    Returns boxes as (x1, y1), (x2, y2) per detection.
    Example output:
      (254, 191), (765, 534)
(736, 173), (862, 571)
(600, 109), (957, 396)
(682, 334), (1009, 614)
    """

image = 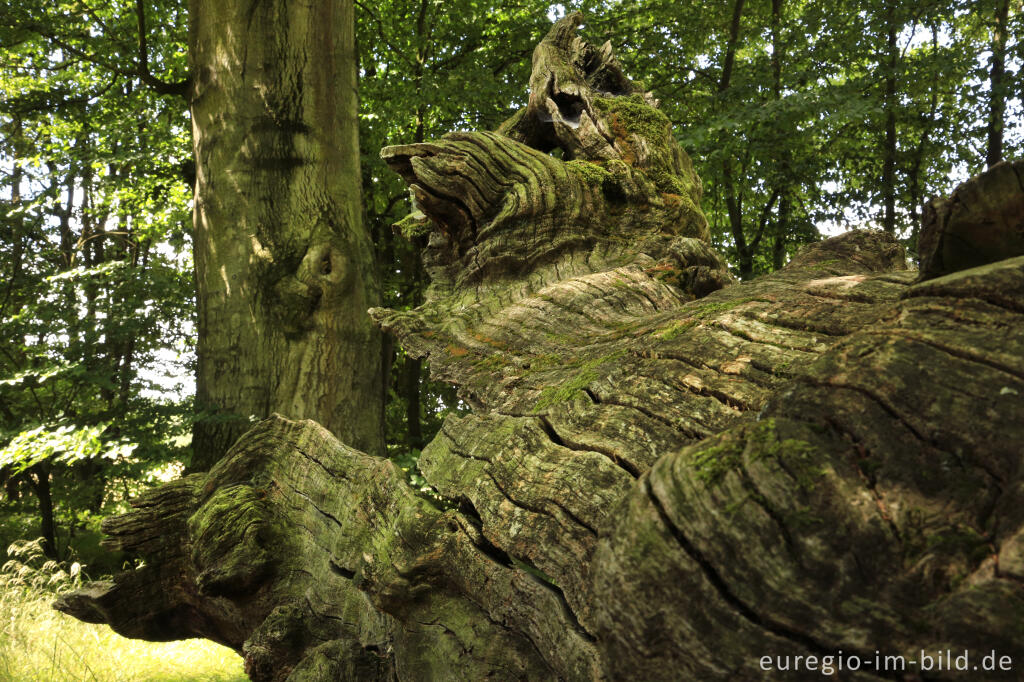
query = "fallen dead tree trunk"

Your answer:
(58, 14), (1024, 681)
